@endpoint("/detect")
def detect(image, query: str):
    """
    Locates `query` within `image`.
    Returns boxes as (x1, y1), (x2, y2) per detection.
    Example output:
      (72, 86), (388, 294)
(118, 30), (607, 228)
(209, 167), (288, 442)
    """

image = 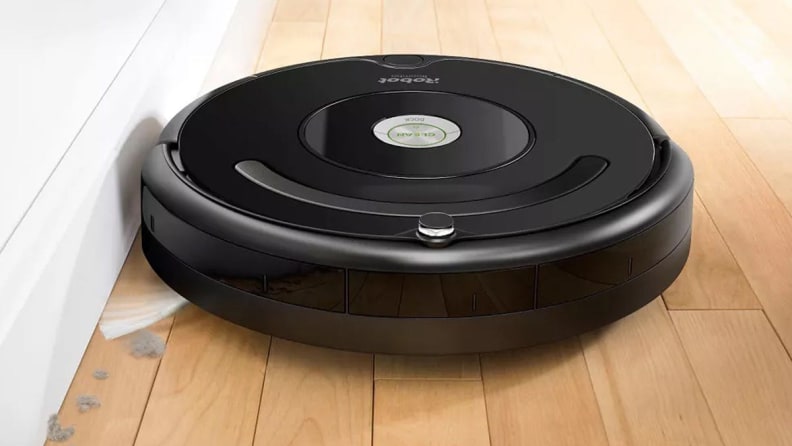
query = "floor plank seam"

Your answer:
(668, 308), (765, 312)
(378, 0), (384, 54)
(254, 8), (279, 71)
(250, 336), (273, 446)
(584, 0), (652, 112)
(131, 317), (177, 446)
(430, 0), (443, 54)
(576, 335), (613, 446)
(666, 311), (728, 446)
(483, 0), (504, 60)
(760, 308), (792, 362)
(370, 353), (376, 446)
(478, 353), (496, 446)
(373, 377), (484, 382)
(318, 0), (331, 58)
